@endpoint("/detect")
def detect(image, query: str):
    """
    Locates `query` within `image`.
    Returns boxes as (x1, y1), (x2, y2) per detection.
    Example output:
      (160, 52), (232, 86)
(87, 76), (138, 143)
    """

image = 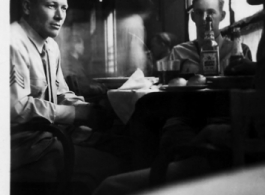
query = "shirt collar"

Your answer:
(19, 18), (47, 53)
(216, 34), (224, 49)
